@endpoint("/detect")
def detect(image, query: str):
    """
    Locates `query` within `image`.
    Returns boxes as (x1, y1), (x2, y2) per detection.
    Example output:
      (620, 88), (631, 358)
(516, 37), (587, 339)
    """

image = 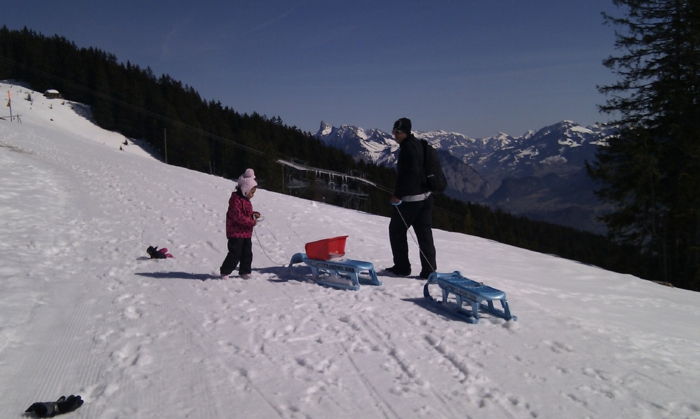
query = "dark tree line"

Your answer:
(589, 0), (700, 290)
(0, 26), (358, 189)
(0, 26), (669, 288)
